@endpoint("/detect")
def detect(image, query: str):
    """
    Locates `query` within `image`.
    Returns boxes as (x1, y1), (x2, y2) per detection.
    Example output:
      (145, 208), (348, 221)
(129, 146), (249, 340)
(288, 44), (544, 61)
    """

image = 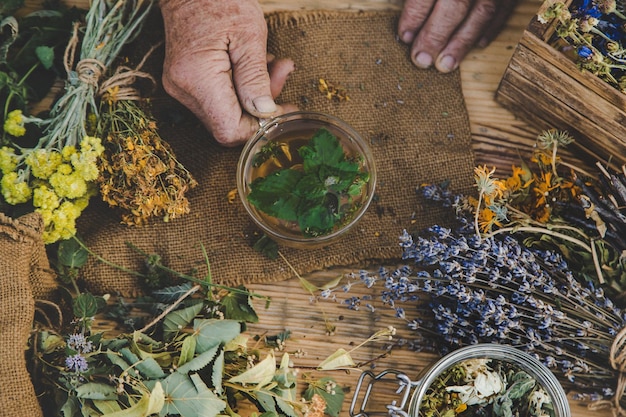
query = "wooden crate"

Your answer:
(495, 0), (626, 169)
